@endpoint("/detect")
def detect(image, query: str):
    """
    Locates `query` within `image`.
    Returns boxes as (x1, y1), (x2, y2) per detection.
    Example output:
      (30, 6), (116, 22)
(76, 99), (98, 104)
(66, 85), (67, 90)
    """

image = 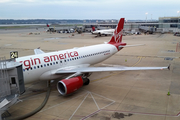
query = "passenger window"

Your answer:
(41, 65), (43, 67)
(37, 66), (39, 68)
(50, 63), (52, 65)
(47, 64), (49, 66)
